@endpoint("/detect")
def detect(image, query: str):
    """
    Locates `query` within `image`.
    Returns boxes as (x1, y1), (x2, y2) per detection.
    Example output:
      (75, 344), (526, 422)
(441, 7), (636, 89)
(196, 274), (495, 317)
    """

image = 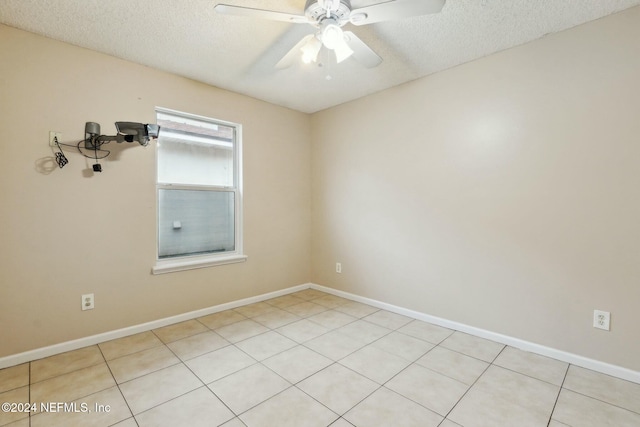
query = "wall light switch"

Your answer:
(173, 221), (182, 229)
